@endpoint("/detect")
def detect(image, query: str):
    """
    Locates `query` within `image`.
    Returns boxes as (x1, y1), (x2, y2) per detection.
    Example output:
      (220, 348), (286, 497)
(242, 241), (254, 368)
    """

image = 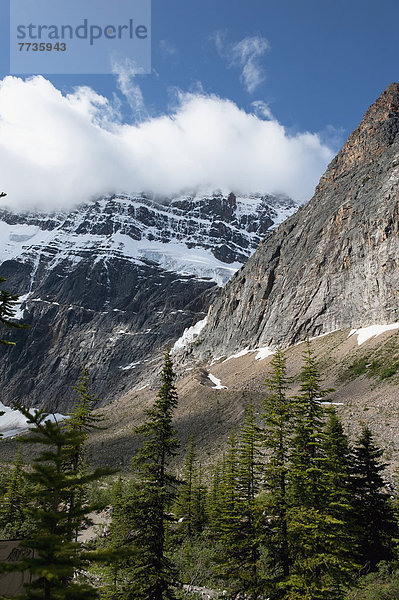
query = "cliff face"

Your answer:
(0, 192), (296, 411)
(188, 84), (399, 361)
